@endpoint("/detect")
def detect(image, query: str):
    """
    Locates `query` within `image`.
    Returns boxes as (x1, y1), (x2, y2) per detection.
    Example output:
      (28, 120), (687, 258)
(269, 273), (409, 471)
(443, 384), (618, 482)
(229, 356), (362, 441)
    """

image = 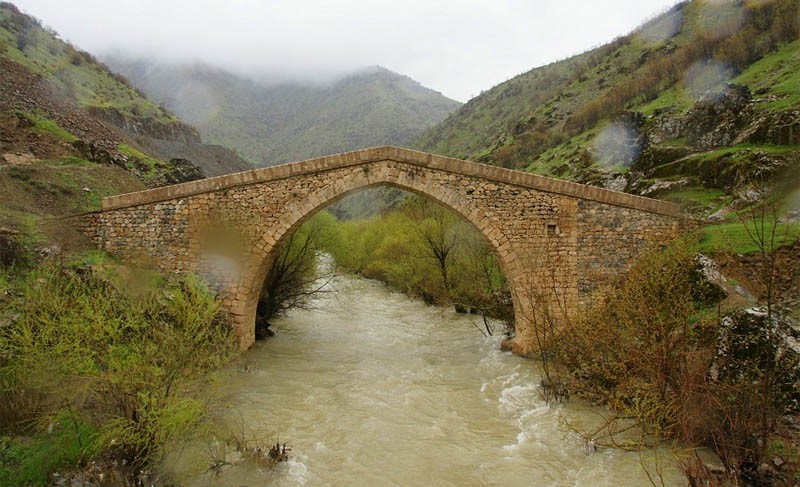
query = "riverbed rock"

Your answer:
(692, 254), (728, 305)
